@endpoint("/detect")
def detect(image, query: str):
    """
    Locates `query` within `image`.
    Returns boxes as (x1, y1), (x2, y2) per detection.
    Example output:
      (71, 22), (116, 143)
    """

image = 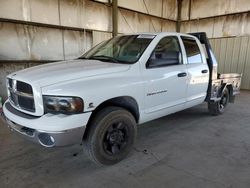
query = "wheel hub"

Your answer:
(103, 122), (128, 155)
(109, 130), (124, 144)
